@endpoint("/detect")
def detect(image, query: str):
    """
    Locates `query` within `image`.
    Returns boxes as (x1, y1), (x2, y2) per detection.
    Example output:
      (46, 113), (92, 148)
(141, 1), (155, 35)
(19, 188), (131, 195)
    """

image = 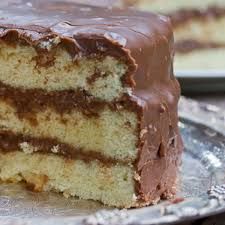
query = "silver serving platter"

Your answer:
(0, 97), (225, 225)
